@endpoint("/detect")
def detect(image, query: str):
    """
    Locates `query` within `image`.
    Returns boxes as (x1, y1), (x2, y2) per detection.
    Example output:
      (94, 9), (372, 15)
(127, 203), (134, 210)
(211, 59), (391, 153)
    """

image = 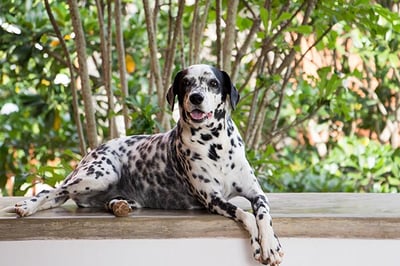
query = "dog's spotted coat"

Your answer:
(8, 65), (283, 265)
